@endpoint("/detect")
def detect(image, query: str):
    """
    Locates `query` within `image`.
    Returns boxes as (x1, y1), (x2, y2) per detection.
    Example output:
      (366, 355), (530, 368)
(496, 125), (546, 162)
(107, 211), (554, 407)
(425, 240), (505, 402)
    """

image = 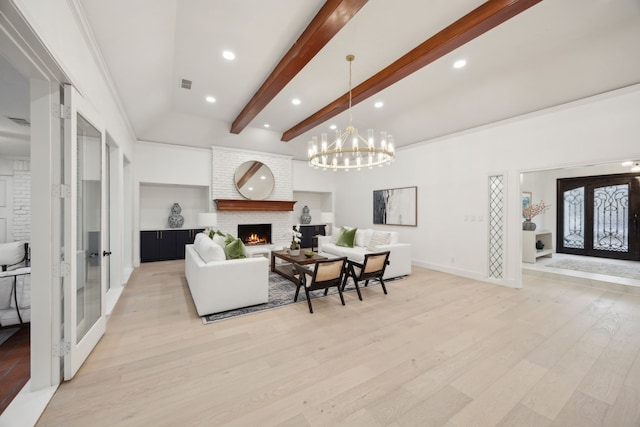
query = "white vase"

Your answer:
(289, 248), (300, 256)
